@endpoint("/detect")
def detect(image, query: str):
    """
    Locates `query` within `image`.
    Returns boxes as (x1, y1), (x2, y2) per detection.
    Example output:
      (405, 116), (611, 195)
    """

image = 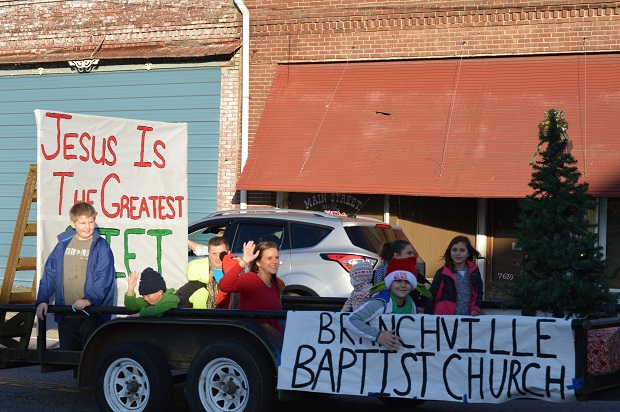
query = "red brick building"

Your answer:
(2, 1), (620, 298)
